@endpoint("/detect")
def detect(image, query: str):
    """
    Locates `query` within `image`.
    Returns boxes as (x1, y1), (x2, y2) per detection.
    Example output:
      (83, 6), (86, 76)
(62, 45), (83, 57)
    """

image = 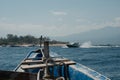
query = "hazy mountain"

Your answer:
(53, 27), (120, 45)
